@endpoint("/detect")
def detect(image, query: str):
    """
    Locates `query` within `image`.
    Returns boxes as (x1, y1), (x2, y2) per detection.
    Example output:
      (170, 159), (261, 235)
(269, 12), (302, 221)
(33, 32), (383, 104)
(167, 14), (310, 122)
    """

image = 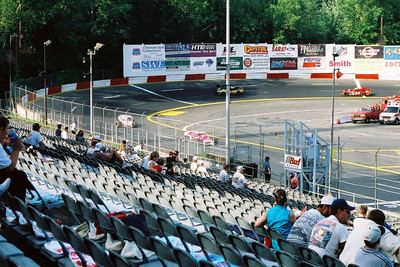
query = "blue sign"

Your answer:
(141, 60), (165, 70)
(384, 46), (400, 60)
